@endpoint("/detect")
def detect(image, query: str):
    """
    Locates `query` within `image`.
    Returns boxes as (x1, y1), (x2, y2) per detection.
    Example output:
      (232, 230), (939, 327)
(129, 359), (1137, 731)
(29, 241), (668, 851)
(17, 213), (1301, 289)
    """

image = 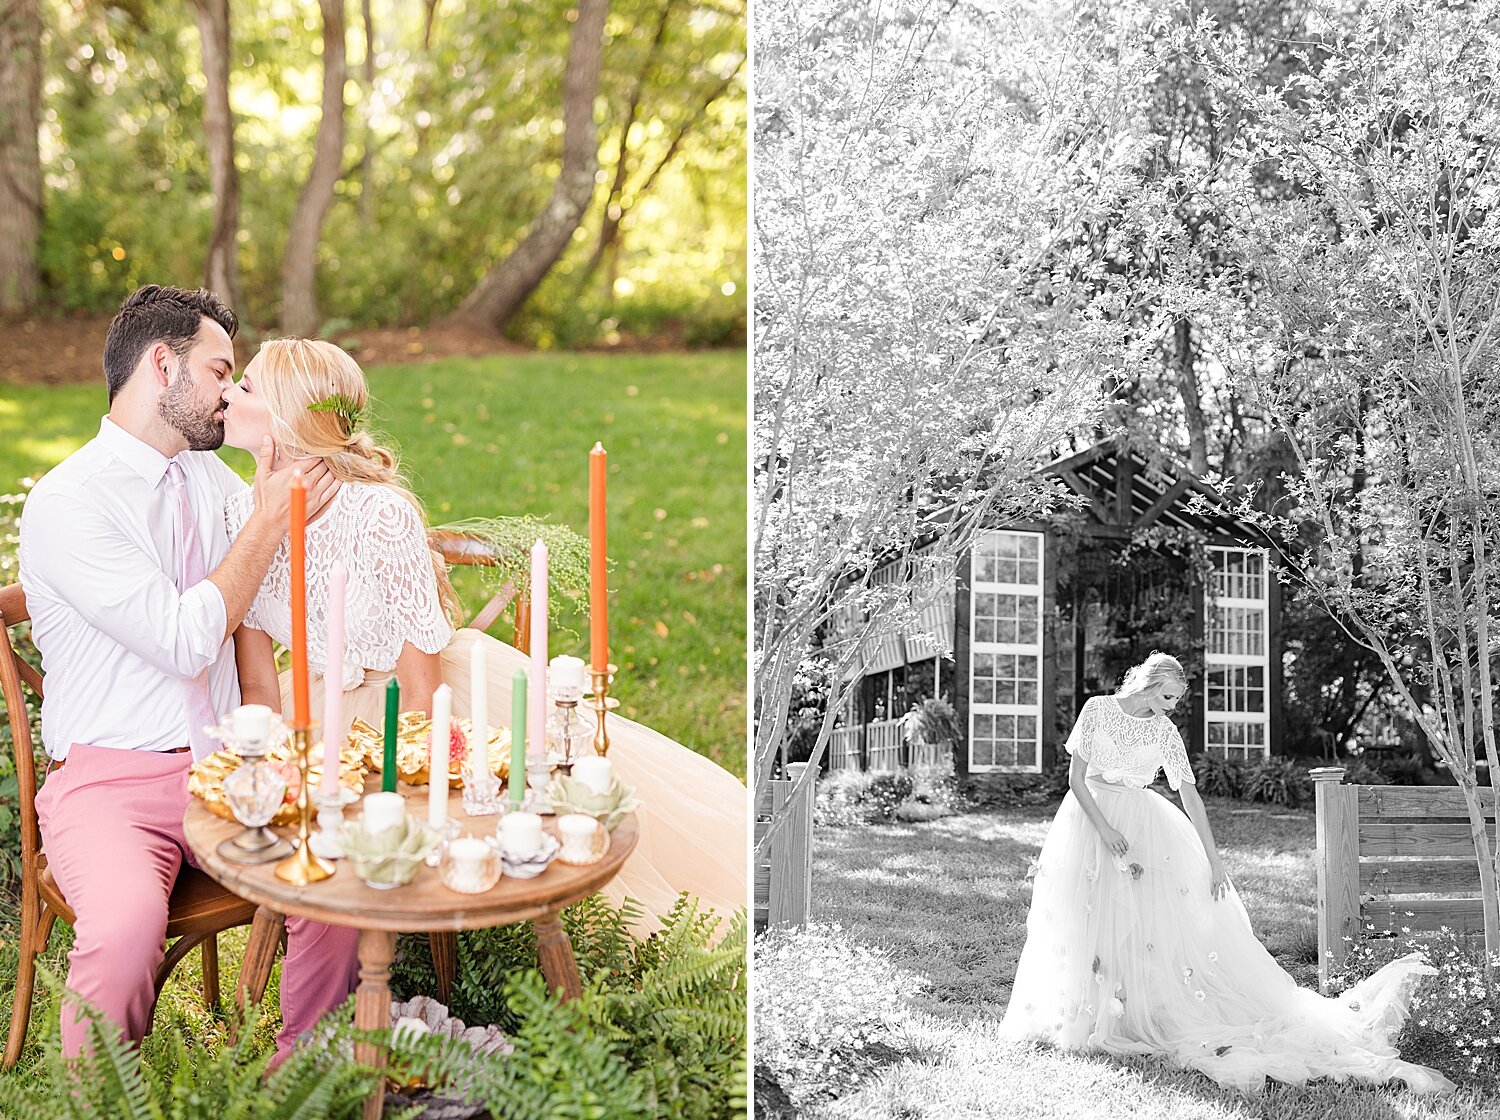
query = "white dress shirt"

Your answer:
(18, 418), (246, 759)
